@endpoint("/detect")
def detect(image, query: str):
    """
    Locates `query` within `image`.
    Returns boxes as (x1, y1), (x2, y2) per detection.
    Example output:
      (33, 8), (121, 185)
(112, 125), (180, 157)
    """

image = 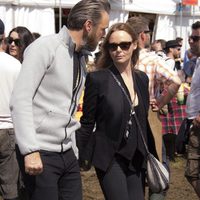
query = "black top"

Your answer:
(76, 65), (157, 172)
